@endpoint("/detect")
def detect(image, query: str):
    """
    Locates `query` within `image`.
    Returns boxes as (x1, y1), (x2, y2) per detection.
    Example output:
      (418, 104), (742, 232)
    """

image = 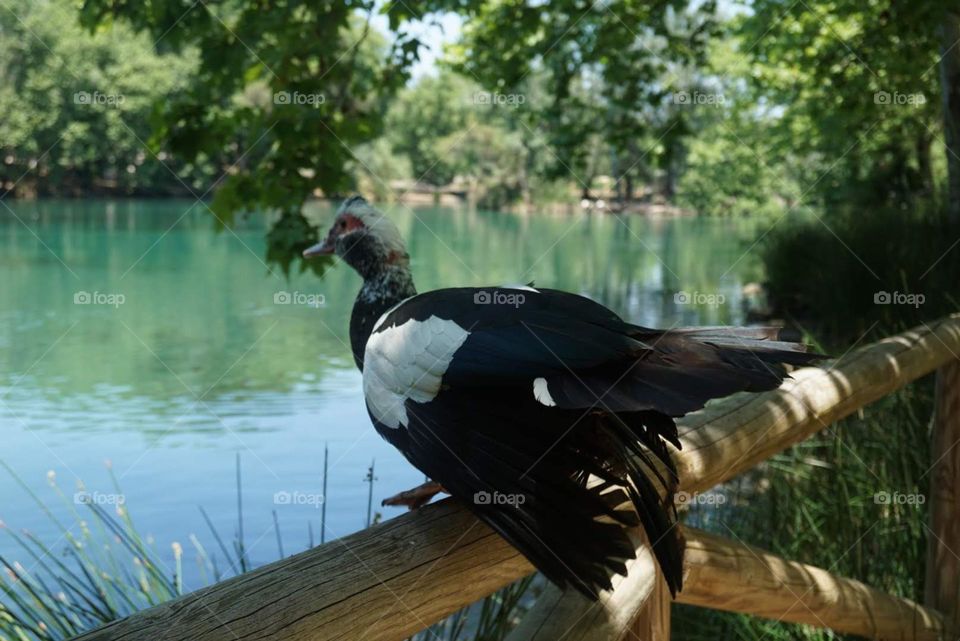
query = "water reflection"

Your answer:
(0, 199), (761, 584)
(2, 200), (761, 403)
